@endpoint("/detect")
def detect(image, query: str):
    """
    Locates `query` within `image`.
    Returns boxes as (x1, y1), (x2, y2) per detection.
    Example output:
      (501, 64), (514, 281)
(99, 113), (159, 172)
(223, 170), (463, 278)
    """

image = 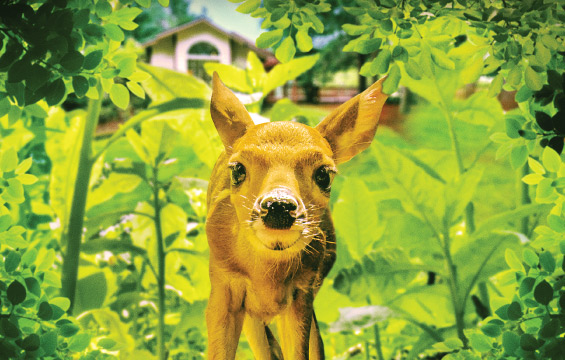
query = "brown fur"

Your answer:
(206, 73), (388, 359)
